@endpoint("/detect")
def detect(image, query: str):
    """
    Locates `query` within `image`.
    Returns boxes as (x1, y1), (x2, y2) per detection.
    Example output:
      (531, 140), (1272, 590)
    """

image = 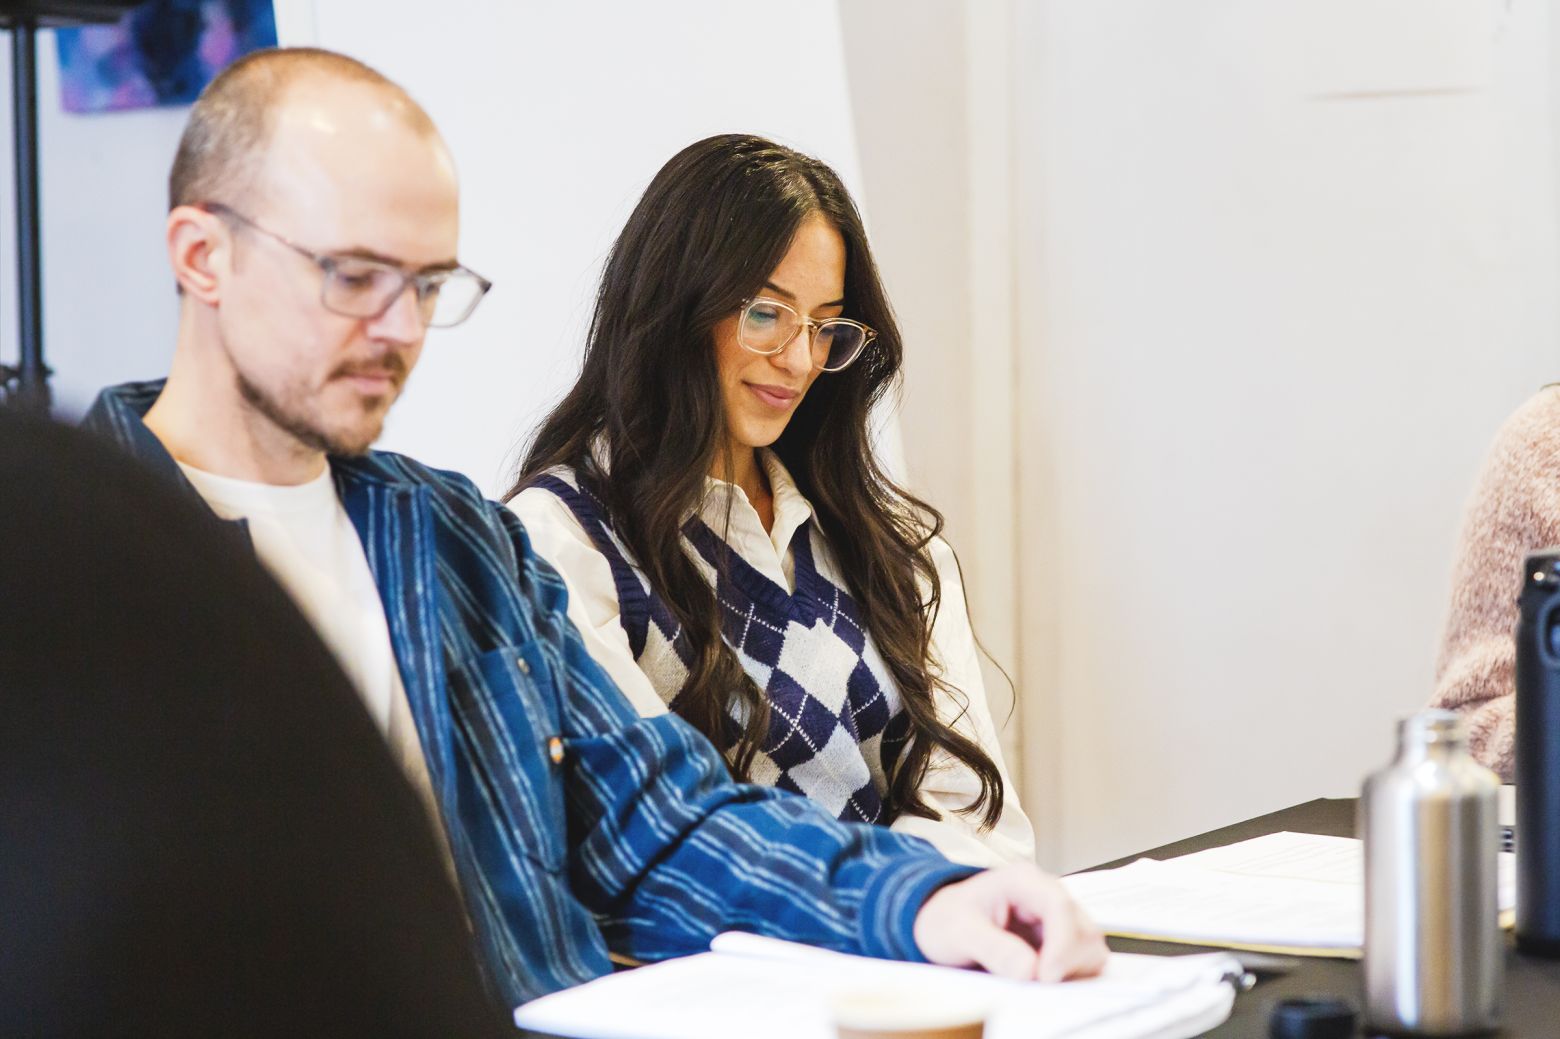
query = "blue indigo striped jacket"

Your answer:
(82, 381), (976, 1008)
